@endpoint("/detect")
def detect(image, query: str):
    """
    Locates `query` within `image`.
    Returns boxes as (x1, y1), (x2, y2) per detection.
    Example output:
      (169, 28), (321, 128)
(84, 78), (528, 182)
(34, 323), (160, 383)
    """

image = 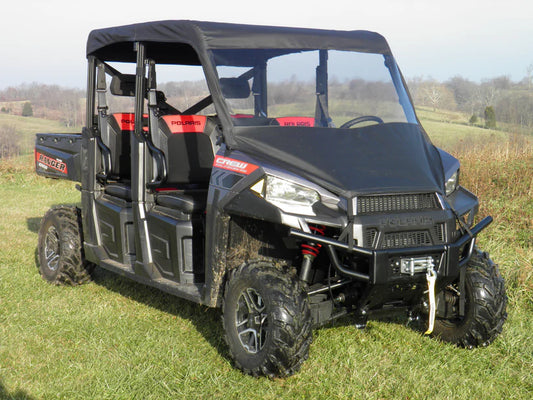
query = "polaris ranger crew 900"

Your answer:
(35, 20), (507, 377)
